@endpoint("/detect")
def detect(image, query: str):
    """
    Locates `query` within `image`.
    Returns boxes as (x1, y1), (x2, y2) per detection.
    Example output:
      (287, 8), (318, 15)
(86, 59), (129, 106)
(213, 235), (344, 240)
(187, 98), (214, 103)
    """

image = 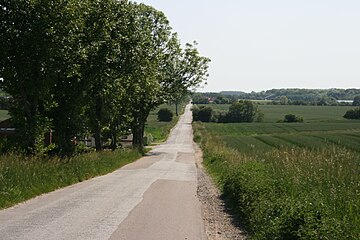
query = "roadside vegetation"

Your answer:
(0, 102), (185, 210)
(145, 102), (186, 143)
(0, 149), (142, 209)
(0, 1), (206, 209)
(194, 104), (360, 239)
